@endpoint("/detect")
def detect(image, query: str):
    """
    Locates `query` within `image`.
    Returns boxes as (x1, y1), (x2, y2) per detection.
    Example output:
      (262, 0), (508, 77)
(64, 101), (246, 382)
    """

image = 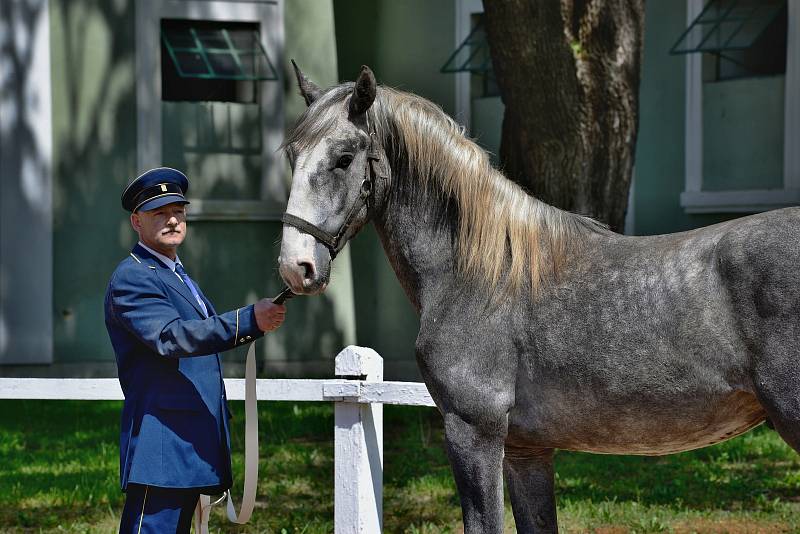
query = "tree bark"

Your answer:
(482, 0), (645, 232)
